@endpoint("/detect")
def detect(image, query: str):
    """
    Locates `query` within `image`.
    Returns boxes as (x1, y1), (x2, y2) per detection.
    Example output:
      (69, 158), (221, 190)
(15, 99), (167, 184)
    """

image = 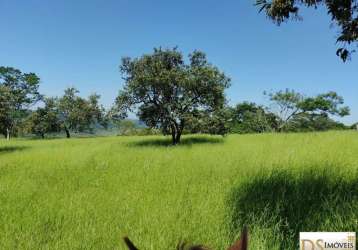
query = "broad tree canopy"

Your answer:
(58, 88), (106, 138)
(0, 66), (41, 139)
(114, 48), (231, 144)
(24, 97), (61, 138)
(266, 89), (350, 130)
